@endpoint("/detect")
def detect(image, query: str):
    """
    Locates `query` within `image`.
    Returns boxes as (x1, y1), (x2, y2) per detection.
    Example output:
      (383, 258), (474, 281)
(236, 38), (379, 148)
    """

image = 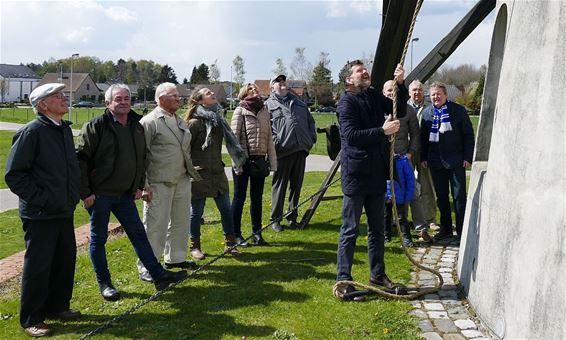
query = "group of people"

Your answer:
(335, 60), (475, 296)
(5, 58), (473, 336)
(5, 69), (316, 336)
